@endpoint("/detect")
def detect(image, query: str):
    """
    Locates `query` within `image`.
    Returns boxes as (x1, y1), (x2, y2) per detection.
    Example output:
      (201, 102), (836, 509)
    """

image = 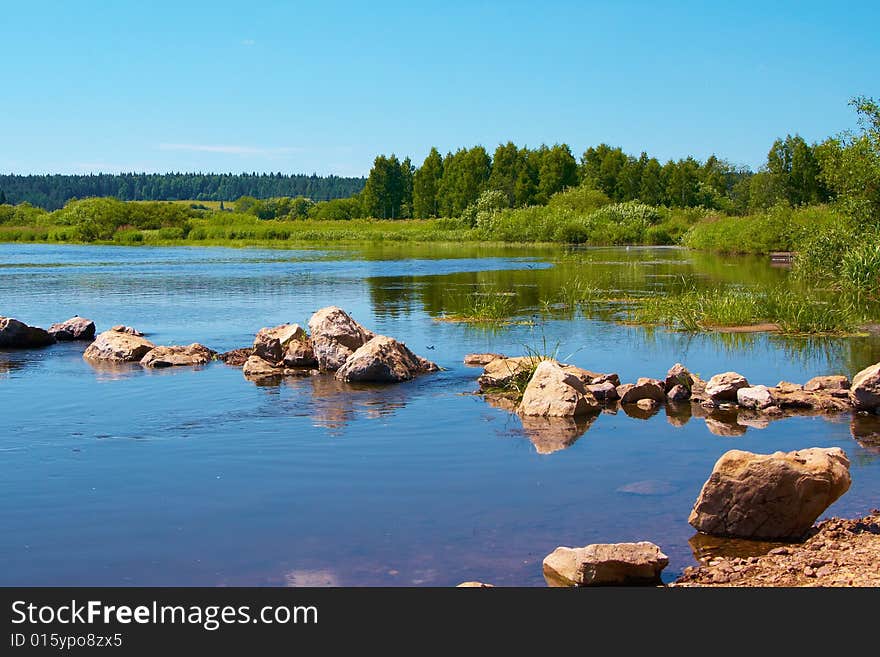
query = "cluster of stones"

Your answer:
(472, 354), (880, 424)
(3, 308), (437, 386)
(236, 306), (438, 384)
